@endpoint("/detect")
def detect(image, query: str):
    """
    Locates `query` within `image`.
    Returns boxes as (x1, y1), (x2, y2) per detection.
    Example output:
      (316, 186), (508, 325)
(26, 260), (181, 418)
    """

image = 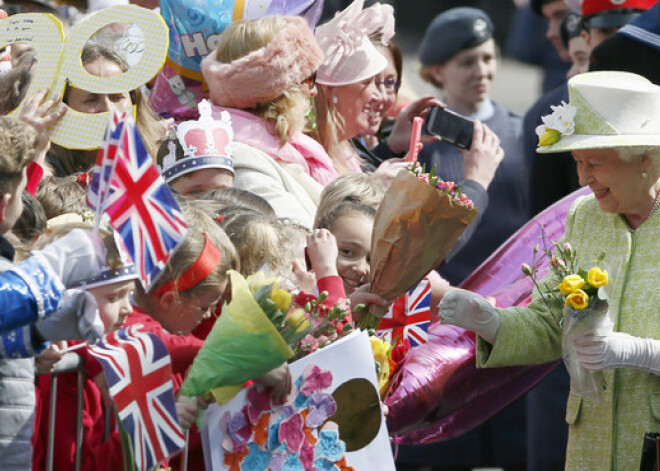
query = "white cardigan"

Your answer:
(231, 142), (322, 228)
